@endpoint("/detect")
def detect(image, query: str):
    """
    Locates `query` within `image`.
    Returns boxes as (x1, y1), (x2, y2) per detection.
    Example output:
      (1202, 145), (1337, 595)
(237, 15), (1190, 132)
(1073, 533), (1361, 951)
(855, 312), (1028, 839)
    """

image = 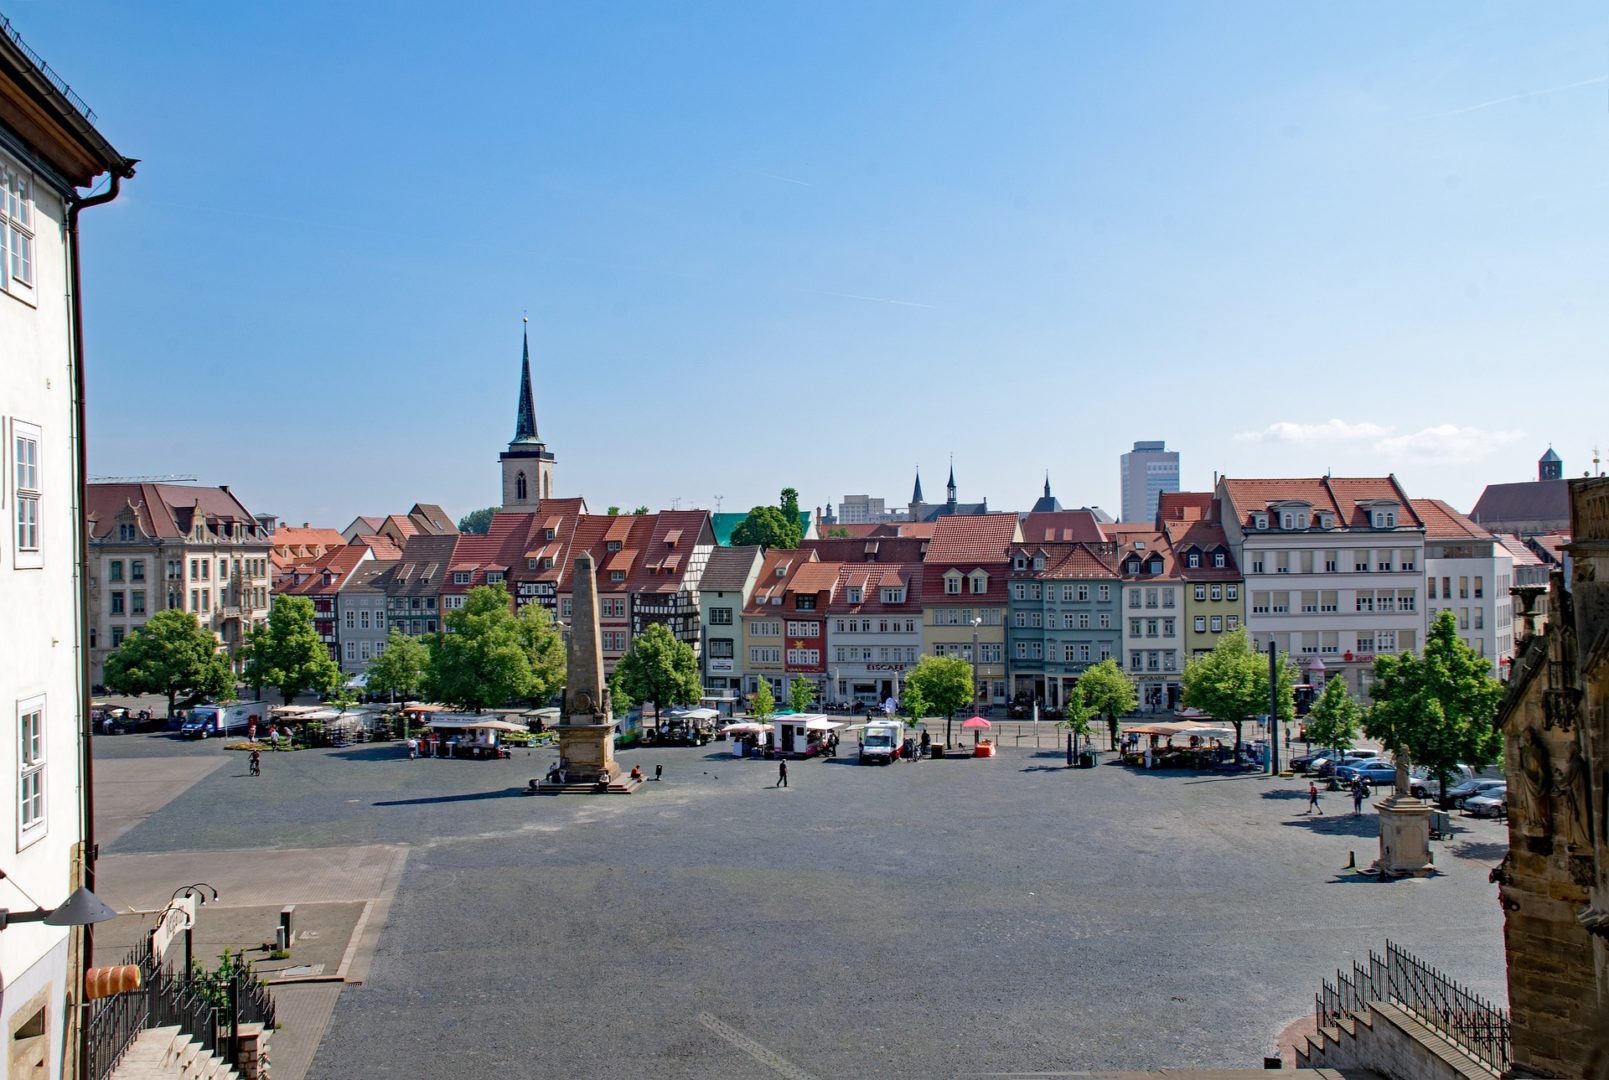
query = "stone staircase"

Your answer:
(1297, 1002), (1500, 1079)
(527, 775), (644, 795)
(107, 1025), (241, 1080)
